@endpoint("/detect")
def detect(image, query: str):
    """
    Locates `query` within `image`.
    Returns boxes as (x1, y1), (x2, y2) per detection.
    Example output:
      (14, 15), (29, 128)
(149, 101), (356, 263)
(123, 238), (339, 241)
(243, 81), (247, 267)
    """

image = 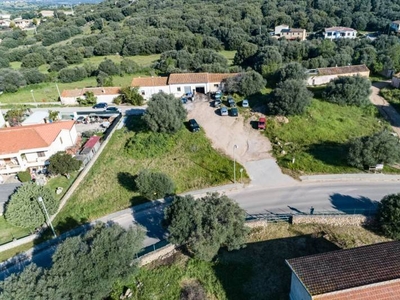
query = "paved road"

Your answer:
(0, 183), (20, 215)
(2, 180), (399, 280)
